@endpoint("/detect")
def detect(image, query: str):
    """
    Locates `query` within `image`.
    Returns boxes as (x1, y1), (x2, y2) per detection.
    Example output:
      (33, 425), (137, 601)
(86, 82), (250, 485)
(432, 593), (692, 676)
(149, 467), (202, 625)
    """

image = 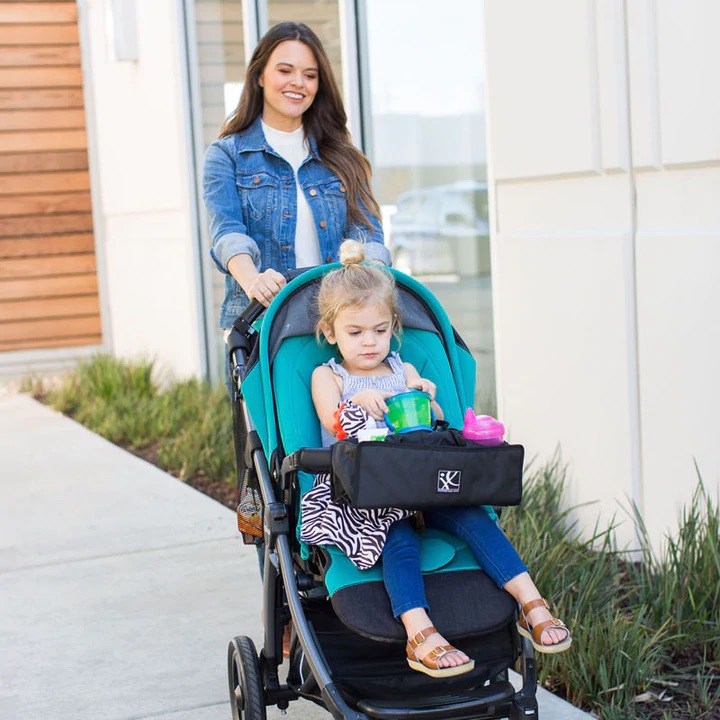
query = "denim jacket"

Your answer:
(203, 115), (390, 327)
